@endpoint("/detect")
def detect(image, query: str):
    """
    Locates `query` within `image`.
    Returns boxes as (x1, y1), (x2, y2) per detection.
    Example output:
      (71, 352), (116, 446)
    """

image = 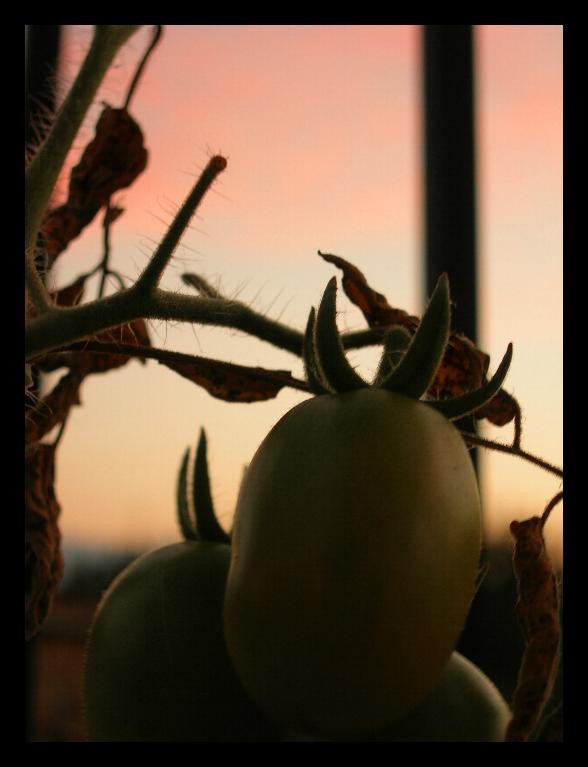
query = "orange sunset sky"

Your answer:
(43, 25), (563, 564)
